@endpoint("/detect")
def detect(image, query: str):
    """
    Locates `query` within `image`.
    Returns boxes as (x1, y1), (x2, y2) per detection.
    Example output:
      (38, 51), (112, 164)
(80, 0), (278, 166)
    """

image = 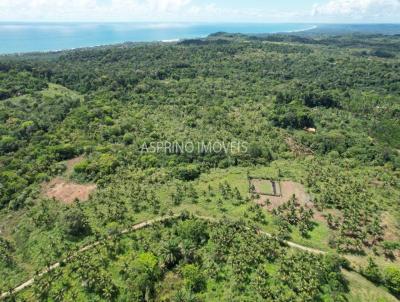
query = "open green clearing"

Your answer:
(250, 178), (277, 196)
